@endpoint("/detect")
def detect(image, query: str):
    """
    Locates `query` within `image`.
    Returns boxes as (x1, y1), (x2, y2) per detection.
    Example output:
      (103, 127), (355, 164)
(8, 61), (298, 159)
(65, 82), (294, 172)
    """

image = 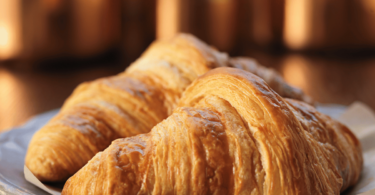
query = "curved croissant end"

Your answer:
(62, 68), (362, 195)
